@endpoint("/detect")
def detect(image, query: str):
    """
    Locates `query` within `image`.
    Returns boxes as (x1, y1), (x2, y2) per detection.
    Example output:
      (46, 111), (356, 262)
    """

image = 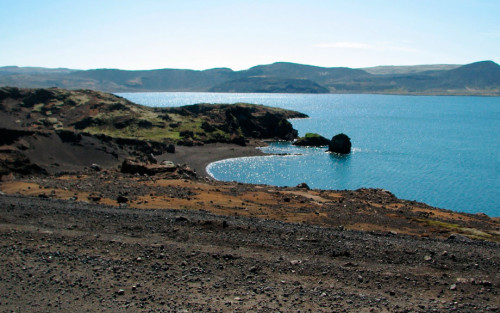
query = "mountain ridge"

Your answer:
(1, 60), (499, 96)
